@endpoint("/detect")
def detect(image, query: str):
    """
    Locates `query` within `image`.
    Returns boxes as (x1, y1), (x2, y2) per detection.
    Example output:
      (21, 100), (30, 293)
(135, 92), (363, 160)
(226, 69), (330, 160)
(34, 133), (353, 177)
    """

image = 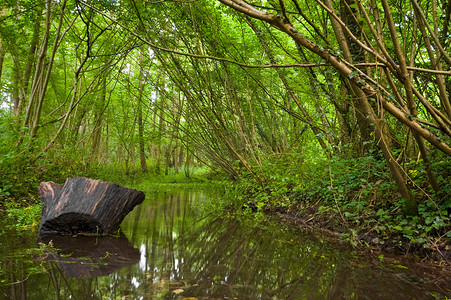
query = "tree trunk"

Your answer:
(0, 7), (5, 85)
(91, 71), (107, 161)
(38, 177), (145, 235)
(19, 10), (42, 115)
(25, 0), (67, 138)
(247, 18), (329, 150)
(156, 92), (165, 175)
(137, 50), (148, 172)
(12, 58), (21, 115)
(326, 0), (413, 204)
(0, 38), (4, 85)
